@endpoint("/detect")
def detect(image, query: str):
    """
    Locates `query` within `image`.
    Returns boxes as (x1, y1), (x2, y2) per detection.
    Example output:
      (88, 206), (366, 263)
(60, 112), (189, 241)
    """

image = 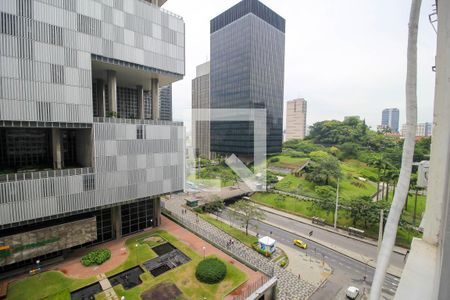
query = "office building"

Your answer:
(210, 0), (285, 157)
(285, 99), (307, 141)
(401, 122), (433, 137)
(192, 62), (211, 159)
(381, 108), (400, 133)
(0, 0), (185, 272)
